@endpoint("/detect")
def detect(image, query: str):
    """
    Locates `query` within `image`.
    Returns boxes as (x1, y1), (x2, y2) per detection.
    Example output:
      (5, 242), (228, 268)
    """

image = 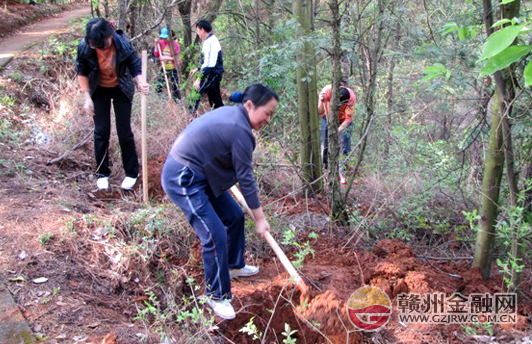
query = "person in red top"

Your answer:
(318, 82), (356, 184)
(153, 27), (181, 102)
